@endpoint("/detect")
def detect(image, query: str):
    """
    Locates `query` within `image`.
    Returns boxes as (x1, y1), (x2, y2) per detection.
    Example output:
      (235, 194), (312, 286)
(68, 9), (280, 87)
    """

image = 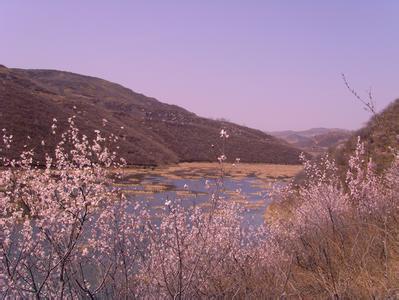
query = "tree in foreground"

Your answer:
(1, 118), (399, 298)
